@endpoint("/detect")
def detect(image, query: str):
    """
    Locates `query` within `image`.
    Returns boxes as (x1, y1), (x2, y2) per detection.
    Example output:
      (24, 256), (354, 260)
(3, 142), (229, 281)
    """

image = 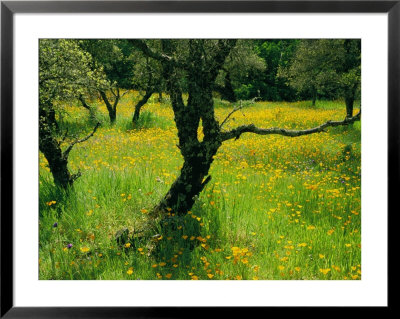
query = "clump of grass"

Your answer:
(123, 111), (173, 131)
